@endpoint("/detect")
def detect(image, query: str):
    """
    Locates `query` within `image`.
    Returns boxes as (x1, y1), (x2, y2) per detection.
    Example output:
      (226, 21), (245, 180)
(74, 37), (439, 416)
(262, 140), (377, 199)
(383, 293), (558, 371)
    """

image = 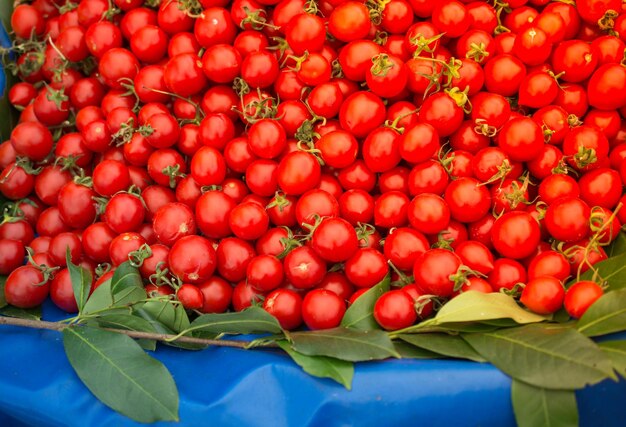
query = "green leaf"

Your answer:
(277, 341), (354, 389)
(0, 0), (13, 30)
(95, 313), (157, 333)
(401, 291), (545, 333)
(577, 289), (626, 337)
(398, 333), (485, 362)
(598, 341), (626, 379)
(0, 276), (7, 309)
(340, 274), (389, 330)
(67, 253), (92, 312)
(289, 328), (399, 362)
(187, 306), (282, 335)
(551, 307), (572, 324)
(82, 279), (113, 315)
(0, 305), (42, 320)
(393, 341), (442, 359)
(111, 262), (146, 305)
(571, 253), (626, 291)
(62, 326), (178, 423)
(511, 380), (578, 427)
(92, 314), (159, 352)
(410, 322), (501, 334)
(137, 339), (157, 352)
(134, 301), (205, 351)
(463, 324), (615, 390)
(607, 231), (626, 258)
(135, 300), (190, 334)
